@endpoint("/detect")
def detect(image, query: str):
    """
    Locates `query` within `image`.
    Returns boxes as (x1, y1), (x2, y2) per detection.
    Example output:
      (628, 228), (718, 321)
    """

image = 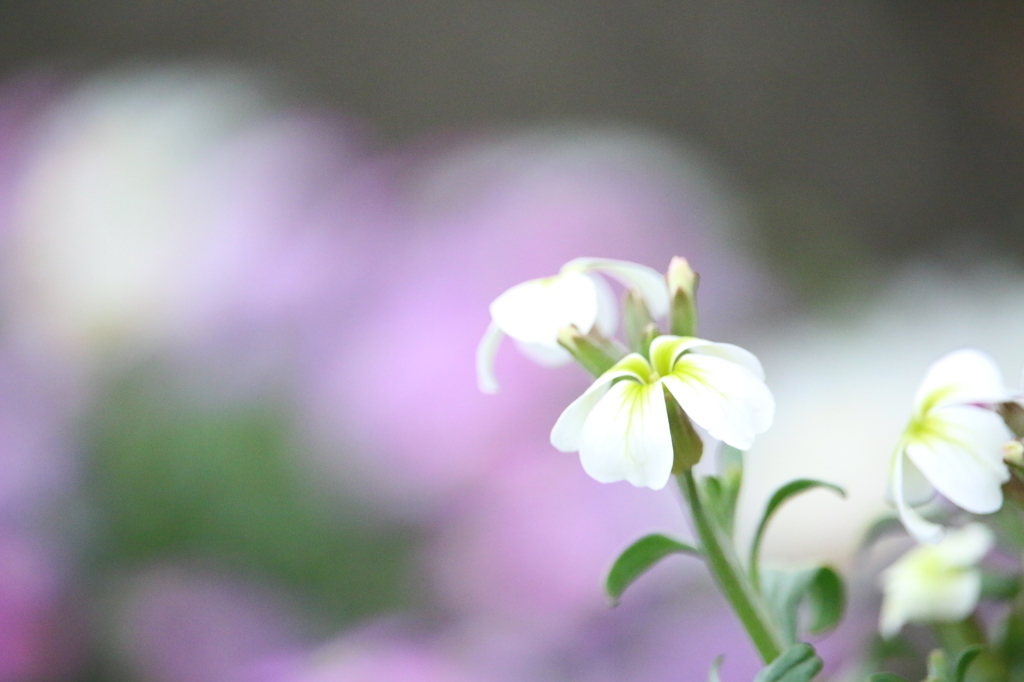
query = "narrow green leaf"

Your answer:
(761, 566), (846, 645)
(952, 645), (985, 682)
(753, 643), (822, 682)
(750, 479), (846, 587)
(926, 649), (947, 682)
(859, 515), (905, 553)
(867, 674), (910, 682)
(701, 444), (744, 537)
(605, 533), (700, 603)
(707, 655), (725, 682)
